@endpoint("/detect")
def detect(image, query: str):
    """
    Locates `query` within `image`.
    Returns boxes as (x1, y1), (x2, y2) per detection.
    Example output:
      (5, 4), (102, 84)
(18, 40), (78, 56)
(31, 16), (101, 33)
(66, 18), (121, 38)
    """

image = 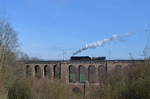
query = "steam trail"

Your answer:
(73, 32), (134, 55)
